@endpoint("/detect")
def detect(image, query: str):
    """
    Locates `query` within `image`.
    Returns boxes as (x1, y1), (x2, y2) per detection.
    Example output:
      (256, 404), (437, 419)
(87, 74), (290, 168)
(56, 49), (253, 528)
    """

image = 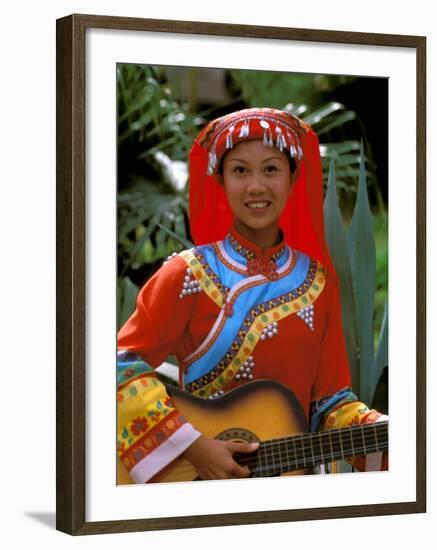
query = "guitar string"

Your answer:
(233, 423), (388, 459)
(256, 421), (388, 448)
(237, 440), (388, 467)
(172, 441), (387, 480)
(243, 443), (388, 477)
(172, 440), (387, 480)
(235, 438), (388, 471)
(237, 439), (389, 470)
